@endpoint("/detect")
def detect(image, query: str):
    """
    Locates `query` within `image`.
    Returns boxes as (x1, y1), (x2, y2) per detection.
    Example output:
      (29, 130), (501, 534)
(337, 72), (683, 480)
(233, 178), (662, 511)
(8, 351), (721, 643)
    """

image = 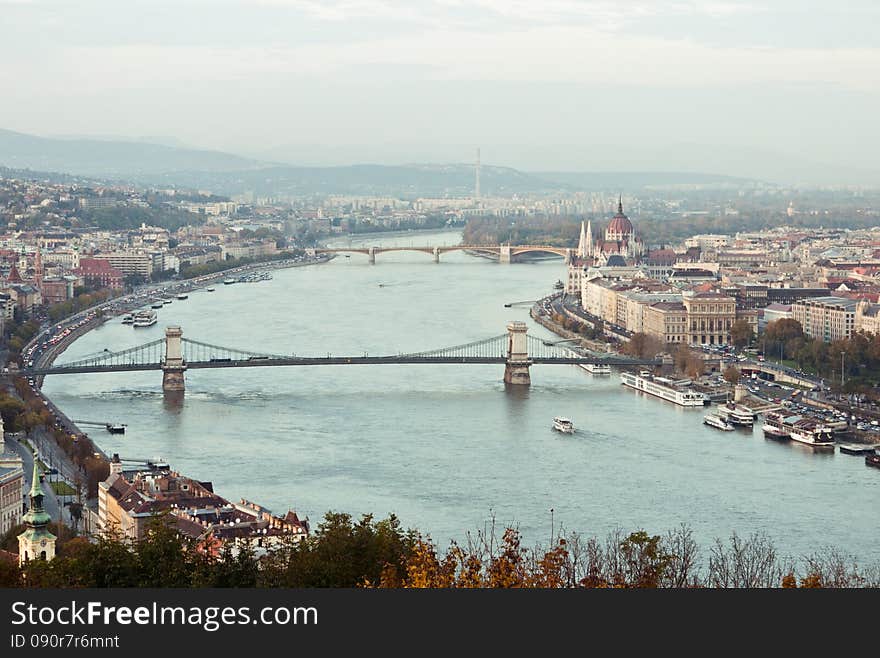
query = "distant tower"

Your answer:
(18, 462), (56, 565)
(34, 246), (43, 292)
(475, 148), (481, 201)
